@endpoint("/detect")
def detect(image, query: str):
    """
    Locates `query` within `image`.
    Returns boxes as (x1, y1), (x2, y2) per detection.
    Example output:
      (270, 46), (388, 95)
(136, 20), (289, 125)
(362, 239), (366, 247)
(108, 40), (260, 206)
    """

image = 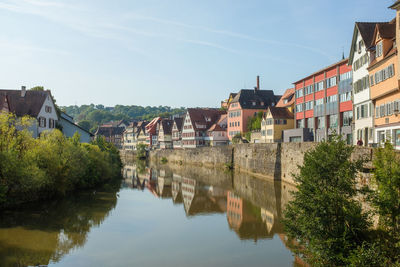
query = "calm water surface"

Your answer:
(0, 162), (303, 267)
